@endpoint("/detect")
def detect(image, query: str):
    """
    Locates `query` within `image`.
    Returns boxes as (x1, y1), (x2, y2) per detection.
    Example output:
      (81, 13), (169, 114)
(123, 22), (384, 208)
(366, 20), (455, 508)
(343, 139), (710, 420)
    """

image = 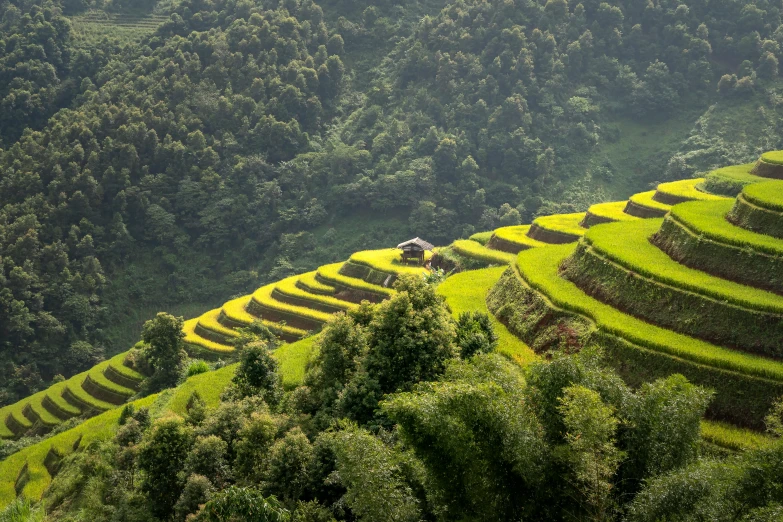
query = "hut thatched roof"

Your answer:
(397, 237), (434, 251)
